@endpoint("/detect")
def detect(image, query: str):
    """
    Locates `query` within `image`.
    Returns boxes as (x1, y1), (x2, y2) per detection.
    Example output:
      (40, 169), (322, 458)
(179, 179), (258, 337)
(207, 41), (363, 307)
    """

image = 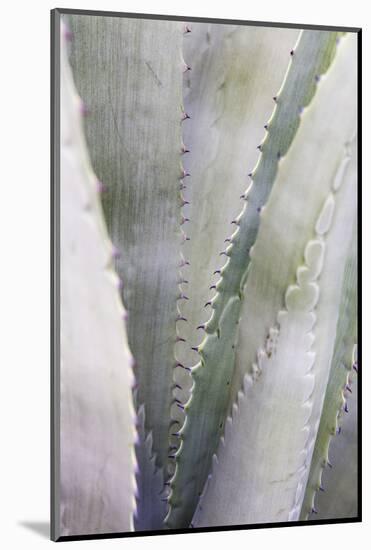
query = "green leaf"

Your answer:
(172, 22), (299, 441)
(300, 215), (358, 520)
(134, 406), (168, 530)
(192, 33), (357, 527)
(294, 133), (358, 519)
(314, 375), (358, 520)
(176, 22), (299, 369)
(167, 28), (341, 529)
(67, 15), (184, 528)
(59, 22), (137, 536)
